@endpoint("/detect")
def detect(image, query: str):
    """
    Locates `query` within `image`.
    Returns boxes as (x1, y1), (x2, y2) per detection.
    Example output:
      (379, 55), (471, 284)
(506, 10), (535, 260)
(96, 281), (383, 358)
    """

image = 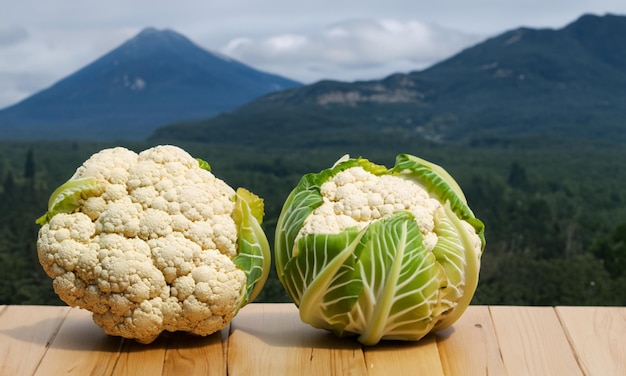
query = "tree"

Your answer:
(2, 171), (15, 195)
(24, 148), (35, 179)
(507, 161), (529, 191)
(592, 223), (626, 278)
